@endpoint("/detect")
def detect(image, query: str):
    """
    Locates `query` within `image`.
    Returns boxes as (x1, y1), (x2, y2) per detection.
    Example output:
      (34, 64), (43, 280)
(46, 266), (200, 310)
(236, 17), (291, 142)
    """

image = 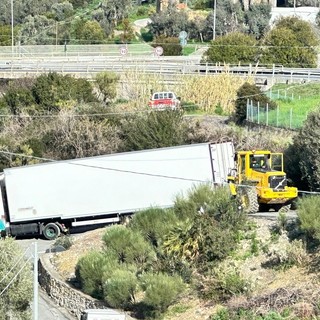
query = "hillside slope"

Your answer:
(51, 217), (320, 319)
